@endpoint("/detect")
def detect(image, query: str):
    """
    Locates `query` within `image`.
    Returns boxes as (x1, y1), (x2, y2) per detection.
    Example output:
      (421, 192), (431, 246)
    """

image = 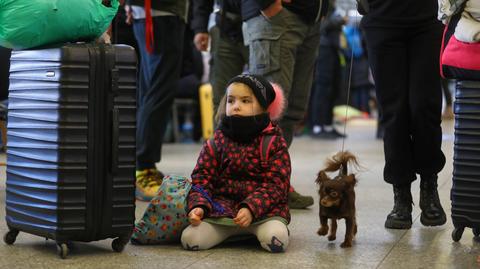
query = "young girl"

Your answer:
(180, 74), (291, 253)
